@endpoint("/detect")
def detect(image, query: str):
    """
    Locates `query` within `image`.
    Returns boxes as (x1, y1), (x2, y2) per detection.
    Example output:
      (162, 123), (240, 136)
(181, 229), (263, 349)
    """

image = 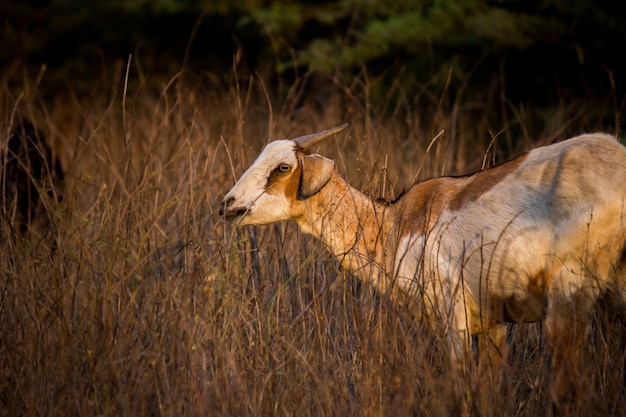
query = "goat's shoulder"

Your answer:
(386, 150), (526, 228)
(390, 174), (470, 232)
